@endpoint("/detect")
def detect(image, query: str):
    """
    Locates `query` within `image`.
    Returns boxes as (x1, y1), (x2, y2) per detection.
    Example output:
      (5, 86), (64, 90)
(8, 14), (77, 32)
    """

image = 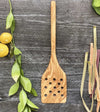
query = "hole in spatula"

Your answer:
(49, 90), (52, 93)
(53, 78), (56, 81)
(44, 86), (47, 89)
(45, 78), (48, 80)
(58, 91), (60, 93)
(49, 82), (52, 84)
(53, 94), (56, 96)
(60, 78), (63, 81)
(44, 94), (47, 97)
(58, 83), (60, 85)
(54, 86), (56, 89)
(61, 94), (64, 97)
(61, 87), (64, 89)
